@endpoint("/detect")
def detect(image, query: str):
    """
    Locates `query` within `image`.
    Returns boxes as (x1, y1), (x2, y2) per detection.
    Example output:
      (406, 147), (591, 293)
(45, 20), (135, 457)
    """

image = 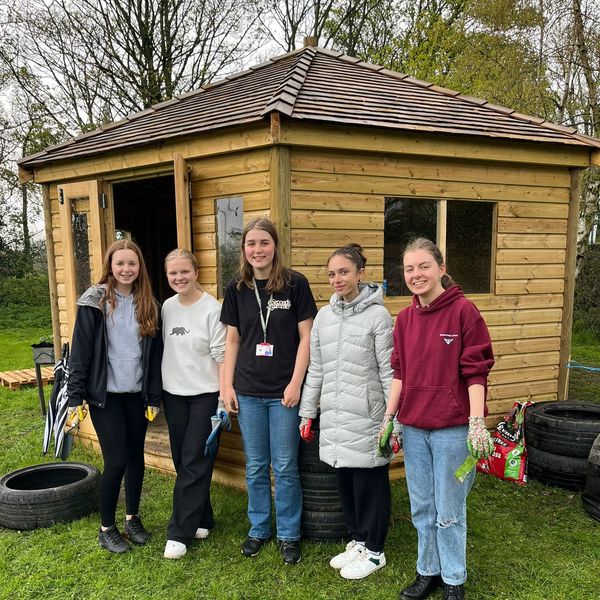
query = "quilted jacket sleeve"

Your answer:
(298, 313), (323, 419)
